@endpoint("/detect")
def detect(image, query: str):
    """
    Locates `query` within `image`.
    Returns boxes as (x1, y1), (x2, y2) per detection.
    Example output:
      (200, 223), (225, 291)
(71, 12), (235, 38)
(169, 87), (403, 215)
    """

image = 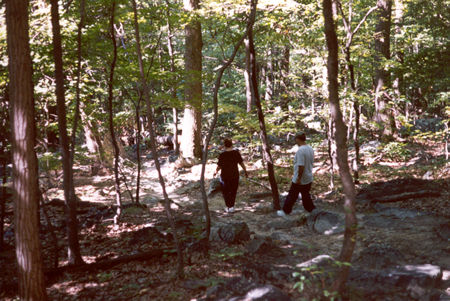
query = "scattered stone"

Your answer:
(435, 222), (450, 242)
(262, 217), (300, 231)
(235, 284), (291, 301)
(307, 210), (345, 235)
(270, 232), (291, 244)
(360, 140), (382, 153)
(181, 279), (208, 290)
(208, 177), (221, 196)
(356, 243), (405, 269)
(129, 227), (167, 245)
(422, 170), (434, 180)
(349, 264), (443, 300)
(177, 181), (201, 194)
(296, 254), (336, 270)
(211, 222), (250, 244)
(246, 236), (279, 255)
